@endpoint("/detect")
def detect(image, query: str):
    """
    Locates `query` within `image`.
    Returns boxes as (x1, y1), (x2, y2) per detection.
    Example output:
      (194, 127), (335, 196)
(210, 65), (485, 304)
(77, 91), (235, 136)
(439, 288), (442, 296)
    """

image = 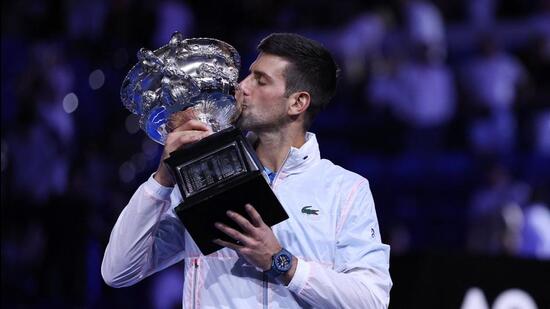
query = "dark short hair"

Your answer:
(258, 33), (339, 129)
